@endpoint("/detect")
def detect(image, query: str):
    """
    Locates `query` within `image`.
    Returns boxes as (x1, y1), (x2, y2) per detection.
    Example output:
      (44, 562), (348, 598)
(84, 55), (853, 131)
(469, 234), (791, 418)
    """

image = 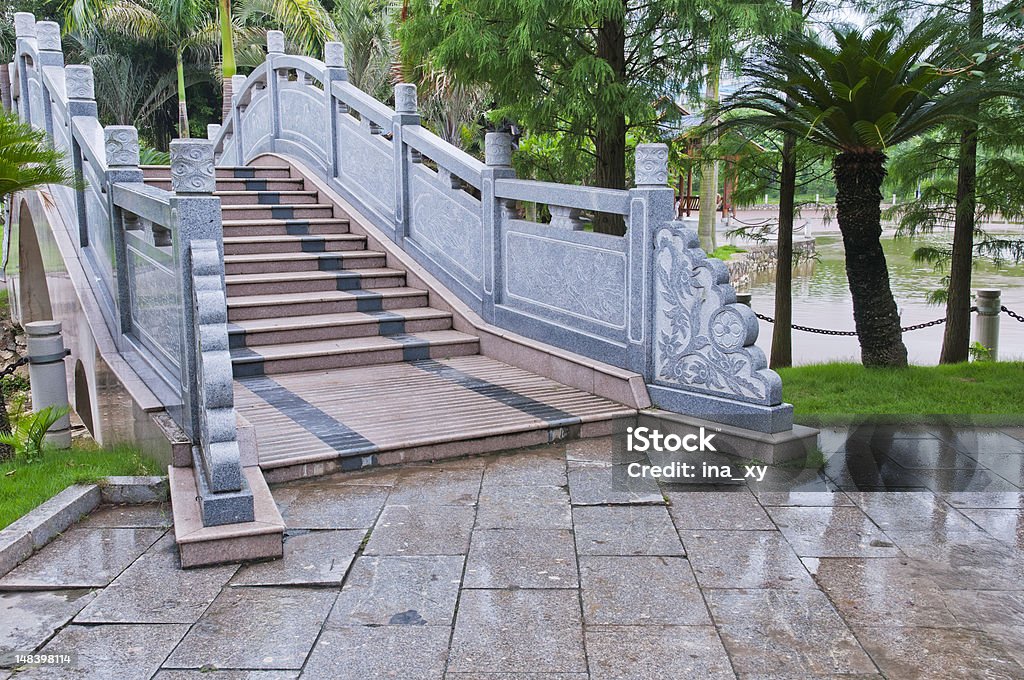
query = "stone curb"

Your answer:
(0, 475), (169, 578)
